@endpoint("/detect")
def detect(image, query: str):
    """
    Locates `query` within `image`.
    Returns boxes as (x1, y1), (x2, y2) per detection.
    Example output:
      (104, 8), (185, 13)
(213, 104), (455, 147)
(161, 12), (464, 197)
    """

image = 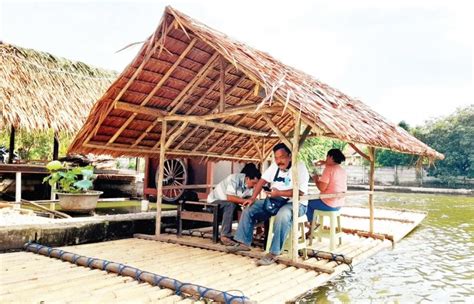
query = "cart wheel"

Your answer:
(155, 159), (187, 203)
